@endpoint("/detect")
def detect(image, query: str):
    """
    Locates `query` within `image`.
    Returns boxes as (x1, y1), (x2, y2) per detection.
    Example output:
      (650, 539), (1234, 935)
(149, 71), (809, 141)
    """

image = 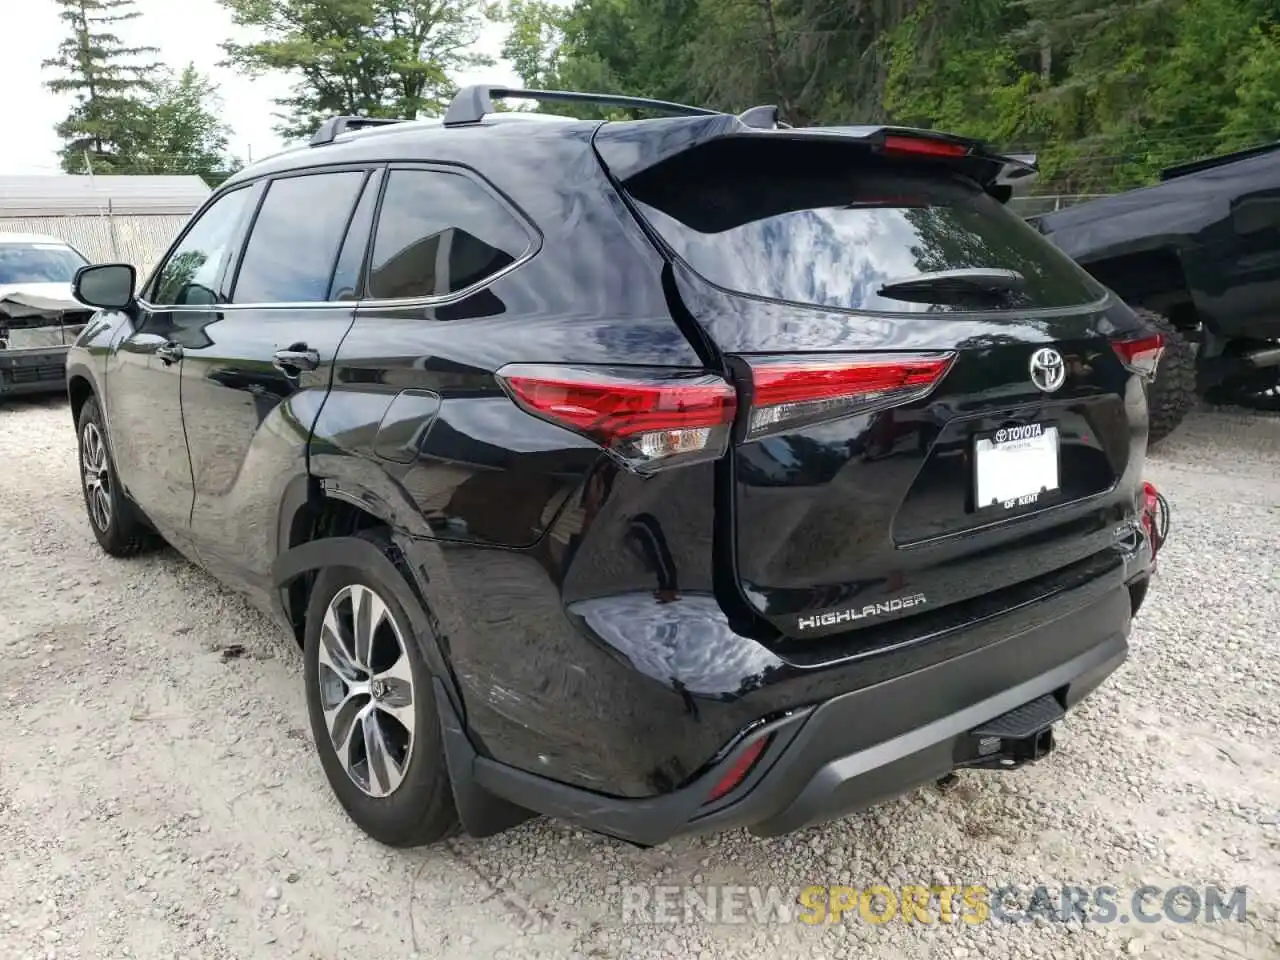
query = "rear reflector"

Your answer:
(497, 363), (736, 473)
(740, 352), (955, 440)
(706, 735), (770, 804)
(1112, 333), (1164, 380)
(882, 135), (970, 159)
